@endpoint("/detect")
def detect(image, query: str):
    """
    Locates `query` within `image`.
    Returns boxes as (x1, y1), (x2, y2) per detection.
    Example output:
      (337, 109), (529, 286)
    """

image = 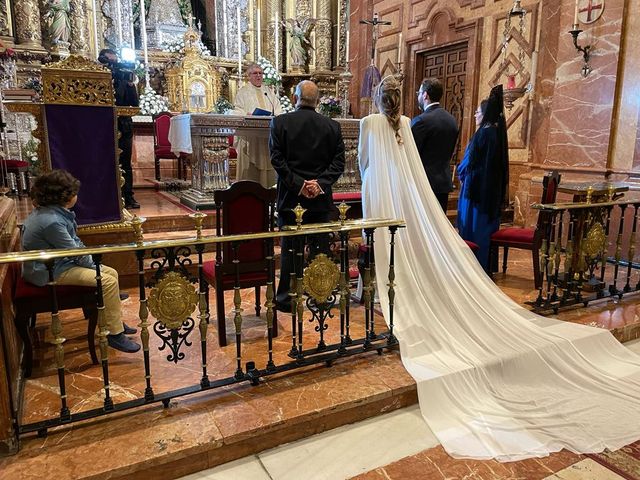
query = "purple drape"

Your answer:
(45, 105), (122, 226)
